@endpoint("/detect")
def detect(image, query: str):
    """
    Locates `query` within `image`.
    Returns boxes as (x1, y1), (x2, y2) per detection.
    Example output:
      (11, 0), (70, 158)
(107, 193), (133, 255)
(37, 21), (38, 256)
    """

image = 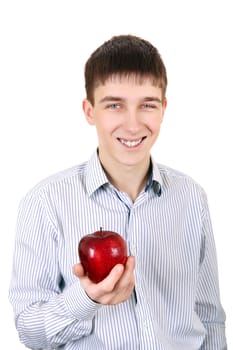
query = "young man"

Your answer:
(9, 35), (227, 349)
